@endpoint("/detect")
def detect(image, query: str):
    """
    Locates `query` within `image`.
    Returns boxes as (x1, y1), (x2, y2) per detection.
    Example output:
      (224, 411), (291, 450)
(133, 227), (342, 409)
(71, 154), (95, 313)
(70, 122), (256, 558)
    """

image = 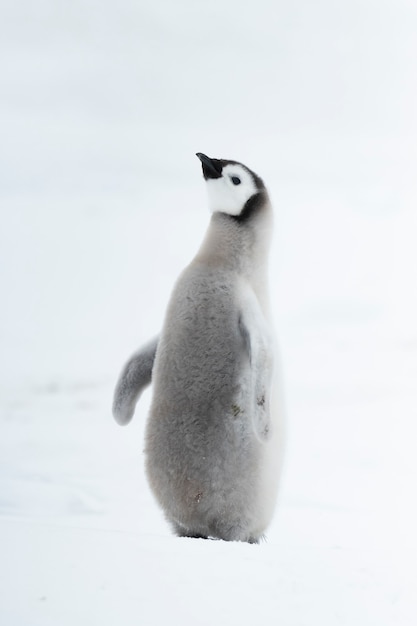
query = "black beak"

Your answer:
(196, 153), (223, 180)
